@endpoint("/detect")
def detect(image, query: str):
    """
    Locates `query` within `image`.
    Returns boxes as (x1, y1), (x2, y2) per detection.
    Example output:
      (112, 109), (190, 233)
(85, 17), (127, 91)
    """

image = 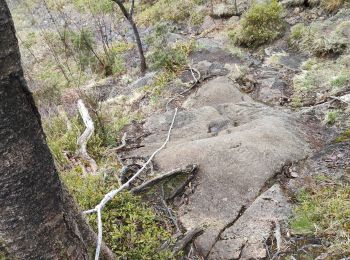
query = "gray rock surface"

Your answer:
(129, 76), (310, 257)
(209, 184), (292, 259)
